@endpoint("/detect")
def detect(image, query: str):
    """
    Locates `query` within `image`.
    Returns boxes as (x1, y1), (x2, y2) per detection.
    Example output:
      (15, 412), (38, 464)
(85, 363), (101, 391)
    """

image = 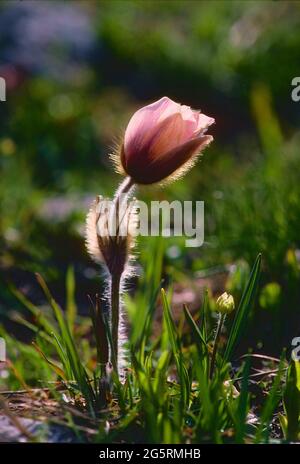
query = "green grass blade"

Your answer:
(66, 266), (77, 333)
(32, 341), (66, 380)
(201, 288), (208, 343)
(223, 254), (262, 363)
(36, 273), (95, 412)
(255, 357), (285, 443)
(283, 359), (300, 441)
(9, 284), (54, 335)
(161, 289), (180, 354)
(235, 356), (251, 443)
(161, 289), (190, 408)
(183, 304), (207, 353)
